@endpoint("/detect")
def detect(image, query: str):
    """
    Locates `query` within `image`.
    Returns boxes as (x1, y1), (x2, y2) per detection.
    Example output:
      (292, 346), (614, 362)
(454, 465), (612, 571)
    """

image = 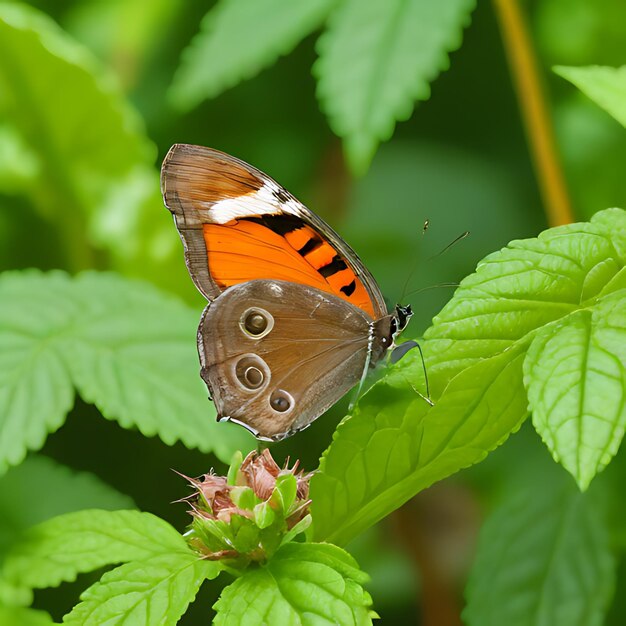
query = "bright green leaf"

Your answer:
(0, 606), (55, 626)
(315, 0), (475, 173)
(0, 3), (155, 270)
(271, 473), (297, 514)
(254, 501), (276, 529)
(525, 292), (626, 489)
(169, 0), (335, 110)
(63, 552), (219, 626)
(555, 65), (626, 128)
(0, 575), (32, 608)
(311, 342), (529, 544)
(0, 124), (39, 194)
(2, 509), (186, 590)
(0, 455), (134, 556)
(424, 211), (626, 386)
(214, 542), (373, 625)
(464, 463), (615, 626)
(0, 272), (77, 474)
(0, 271), (253, 473)
(312, 209), (626, 542)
